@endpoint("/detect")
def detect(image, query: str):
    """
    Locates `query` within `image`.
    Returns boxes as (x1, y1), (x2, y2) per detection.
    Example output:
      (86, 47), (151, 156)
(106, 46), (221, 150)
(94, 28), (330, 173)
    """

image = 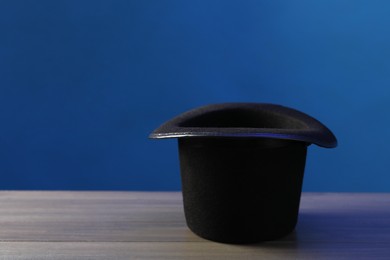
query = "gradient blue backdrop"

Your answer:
(1, 1), (389, 191)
